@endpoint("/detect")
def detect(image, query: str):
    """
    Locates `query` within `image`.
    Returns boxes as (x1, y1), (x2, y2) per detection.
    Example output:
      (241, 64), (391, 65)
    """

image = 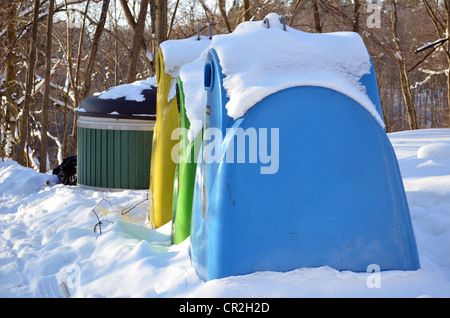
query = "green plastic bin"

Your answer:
(76, 84), (156, 191)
